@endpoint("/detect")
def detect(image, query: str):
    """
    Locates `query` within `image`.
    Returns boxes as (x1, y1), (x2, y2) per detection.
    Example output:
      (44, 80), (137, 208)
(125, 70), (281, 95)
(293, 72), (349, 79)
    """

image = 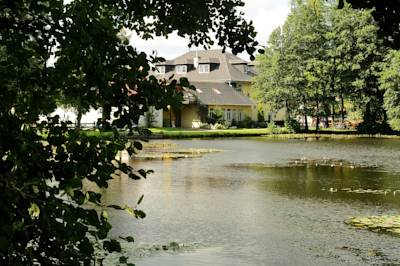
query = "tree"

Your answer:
(0, 0), (258, 264)
(339, 0), (400, 49)
(380, 50), (400, 130)
(255, 0), (386, 132)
